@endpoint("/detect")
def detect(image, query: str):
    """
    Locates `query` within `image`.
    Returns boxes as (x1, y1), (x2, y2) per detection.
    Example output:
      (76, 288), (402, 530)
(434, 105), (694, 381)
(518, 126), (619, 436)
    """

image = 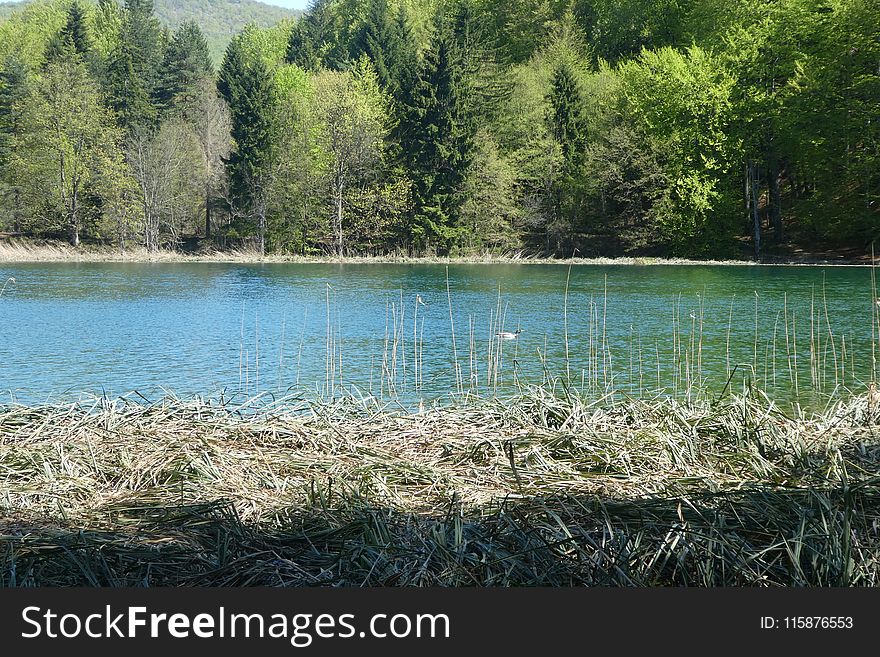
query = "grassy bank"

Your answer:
(0, 239), (875, 266)
(1, 387), (879, 586)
